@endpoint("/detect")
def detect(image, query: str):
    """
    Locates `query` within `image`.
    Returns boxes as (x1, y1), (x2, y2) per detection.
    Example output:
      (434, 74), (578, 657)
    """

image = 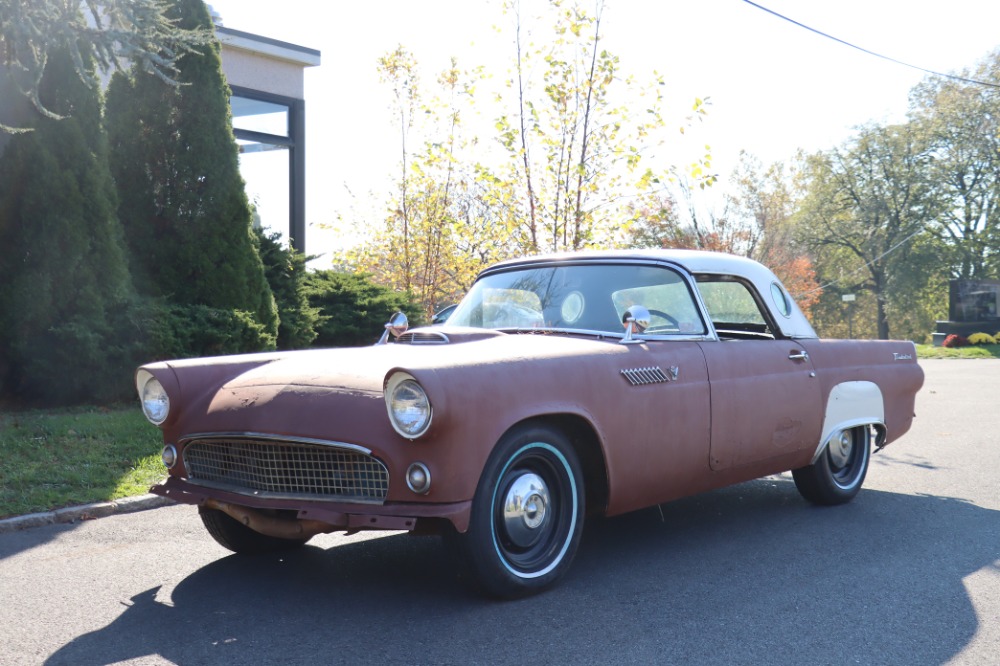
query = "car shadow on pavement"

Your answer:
(45, 480), (1000, 666)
